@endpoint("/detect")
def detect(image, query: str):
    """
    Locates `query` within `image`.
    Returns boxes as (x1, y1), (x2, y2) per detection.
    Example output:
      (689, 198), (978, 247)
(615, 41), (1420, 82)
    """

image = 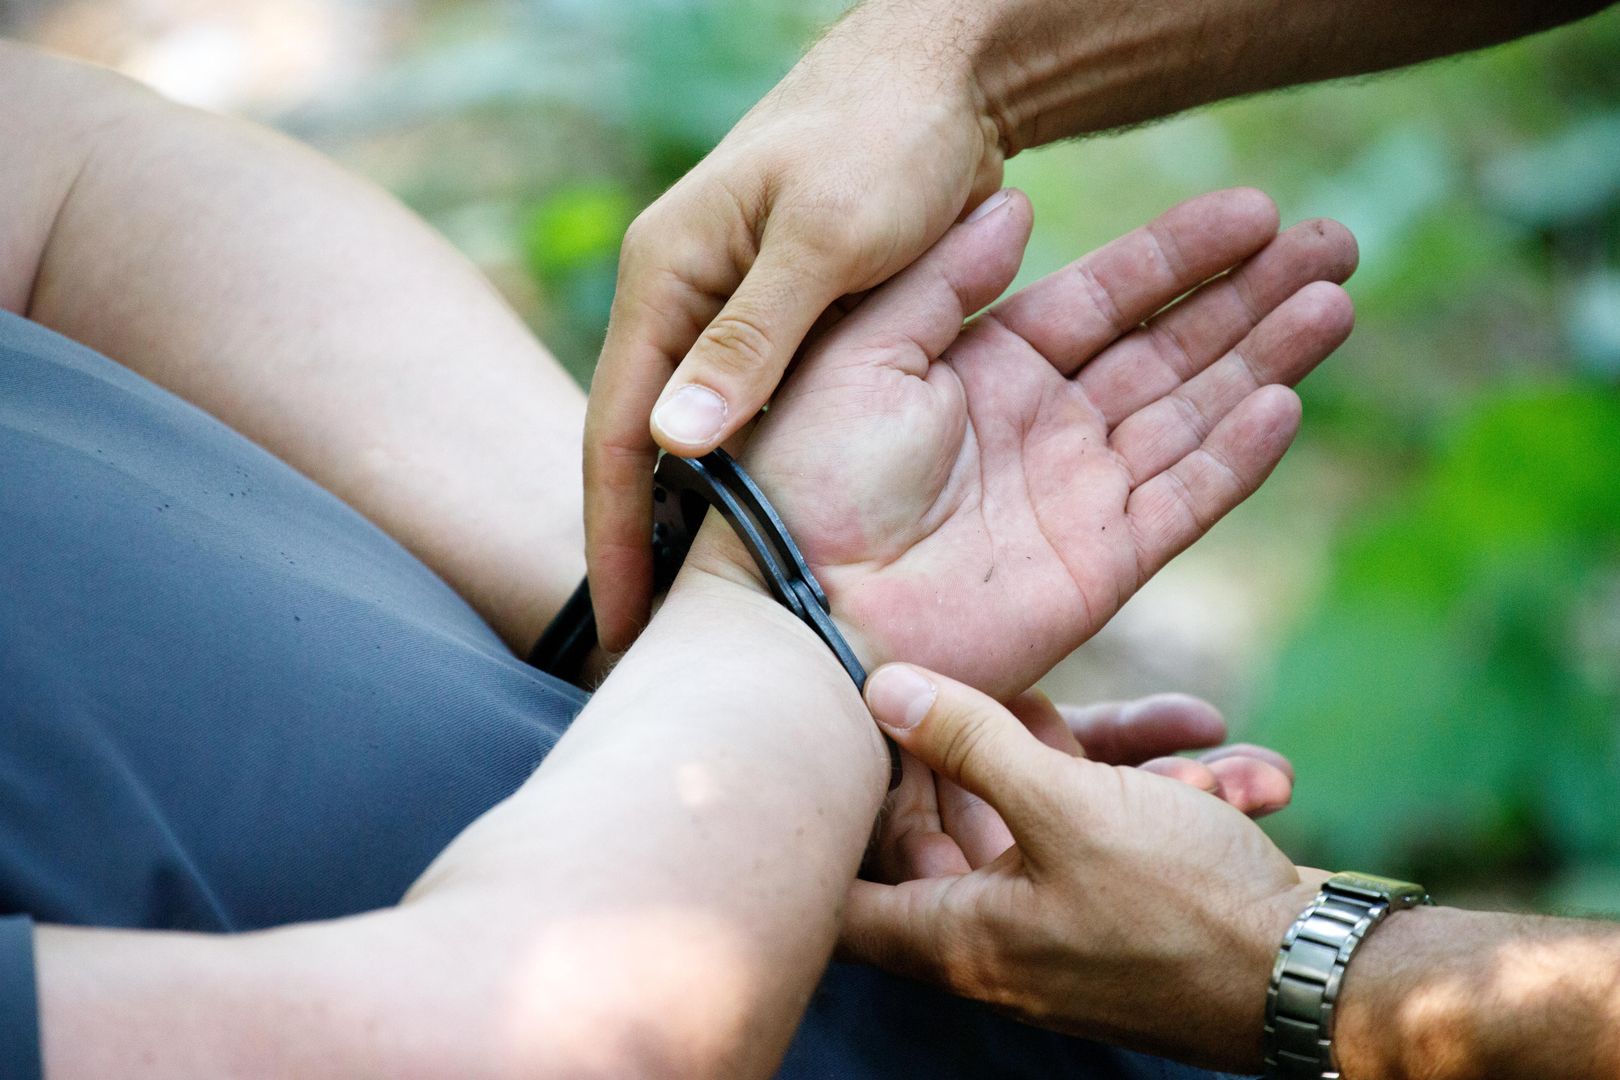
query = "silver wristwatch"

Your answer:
(1263, 871), (1432, 1080)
